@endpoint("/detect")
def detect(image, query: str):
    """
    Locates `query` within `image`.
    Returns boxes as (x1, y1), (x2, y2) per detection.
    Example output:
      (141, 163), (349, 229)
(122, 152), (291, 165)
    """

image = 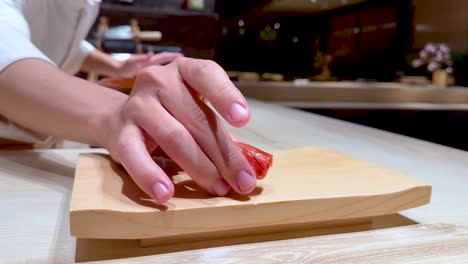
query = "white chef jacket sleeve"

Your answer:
(0, 6), (54, 144)
(80, 40), (96, 59)
(77, 40), (96, 68)
(0, 6), (55, 73)
(61, 40), (96, 74)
